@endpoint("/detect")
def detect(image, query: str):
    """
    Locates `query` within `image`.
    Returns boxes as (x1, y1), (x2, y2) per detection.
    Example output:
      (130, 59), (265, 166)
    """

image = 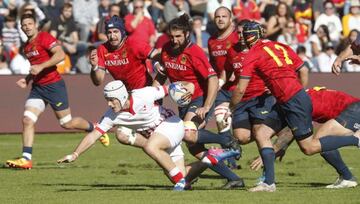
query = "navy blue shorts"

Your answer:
(178, 96), (215, 123)
(335, 101), (360, 132)
(279, 89), (313, 140)
(28, 79), (69, 111)
(215, 89), (232, 106)
(232, 93), (278, 129)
